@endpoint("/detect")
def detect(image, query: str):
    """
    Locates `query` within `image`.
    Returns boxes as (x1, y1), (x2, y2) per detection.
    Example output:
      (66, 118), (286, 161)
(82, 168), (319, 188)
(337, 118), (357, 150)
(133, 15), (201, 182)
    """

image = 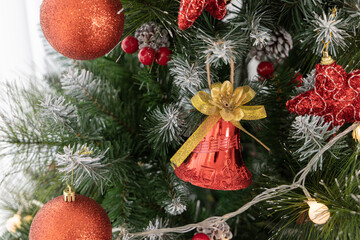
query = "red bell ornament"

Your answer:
(170, 80), (267, 191)
(175, 118), (252, 190)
